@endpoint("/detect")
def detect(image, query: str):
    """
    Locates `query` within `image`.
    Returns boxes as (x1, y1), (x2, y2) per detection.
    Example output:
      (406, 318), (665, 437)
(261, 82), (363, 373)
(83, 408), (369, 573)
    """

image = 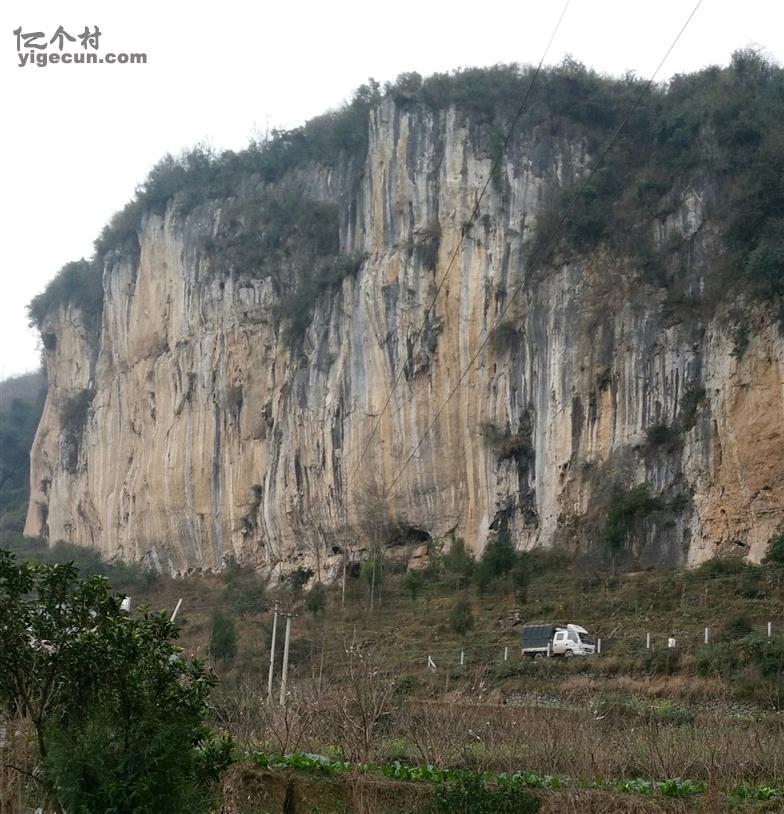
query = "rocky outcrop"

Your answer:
(25, 98), (784, 575)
